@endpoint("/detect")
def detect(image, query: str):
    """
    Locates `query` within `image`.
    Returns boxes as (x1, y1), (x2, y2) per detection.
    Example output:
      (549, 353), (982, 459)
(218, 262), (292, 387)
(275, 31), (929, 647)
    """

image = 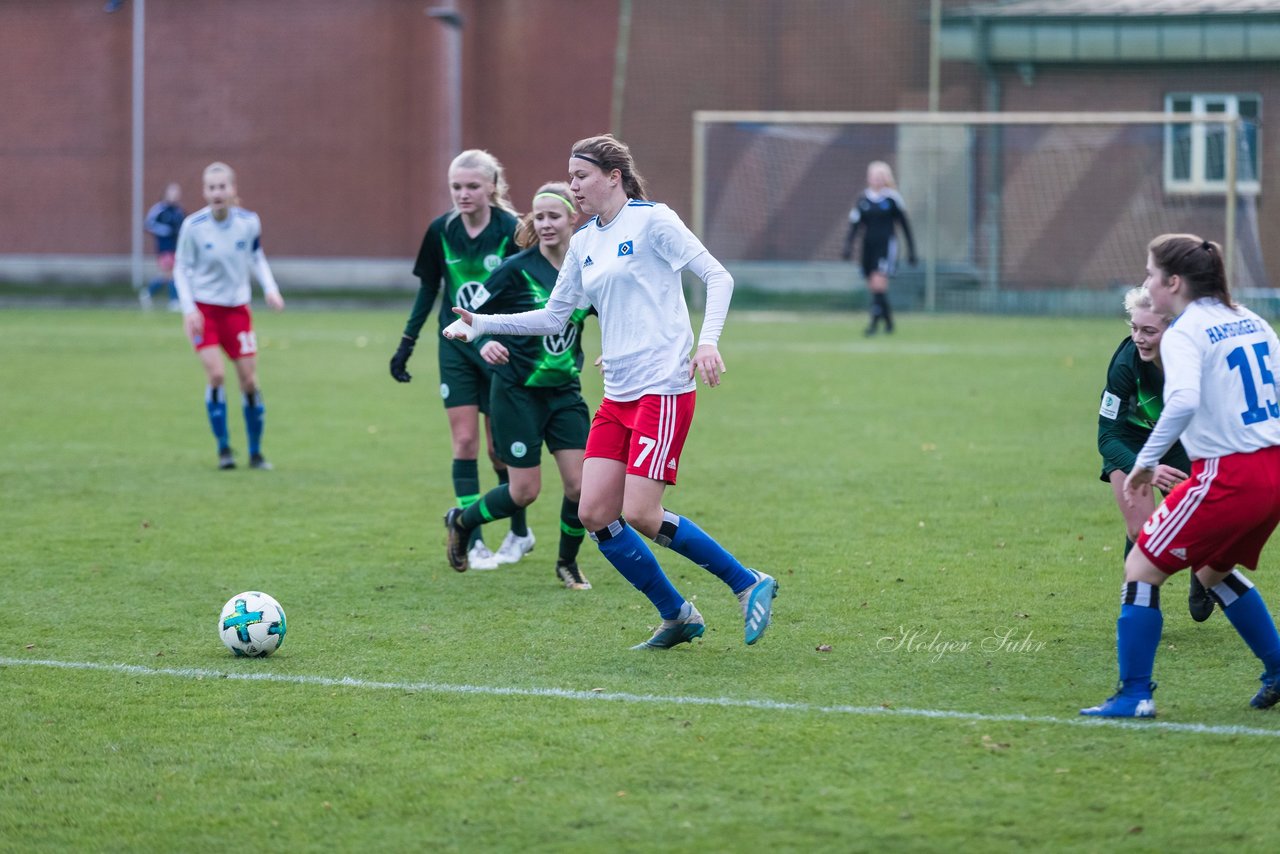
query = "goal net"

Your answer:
(693, 111), (1268, 314)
